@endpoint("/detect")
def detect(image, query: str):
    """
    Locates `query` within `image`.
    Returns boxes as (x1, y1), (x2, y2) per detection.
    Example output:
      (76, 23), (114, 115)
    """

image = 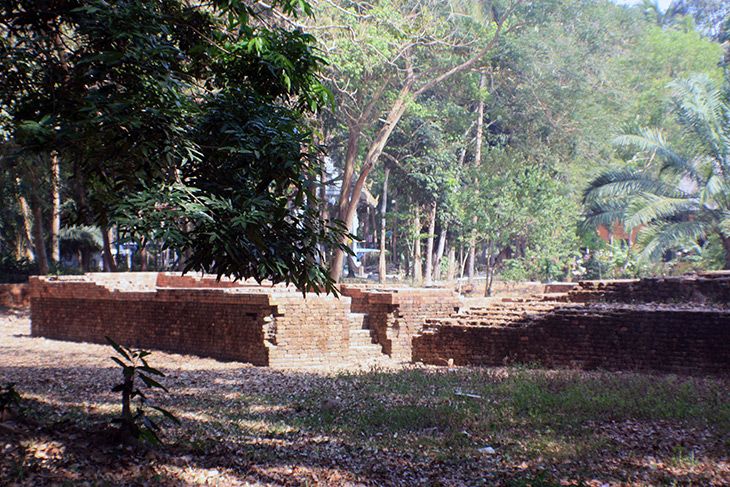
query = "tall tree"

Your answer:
(309, 0), (525, 282)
